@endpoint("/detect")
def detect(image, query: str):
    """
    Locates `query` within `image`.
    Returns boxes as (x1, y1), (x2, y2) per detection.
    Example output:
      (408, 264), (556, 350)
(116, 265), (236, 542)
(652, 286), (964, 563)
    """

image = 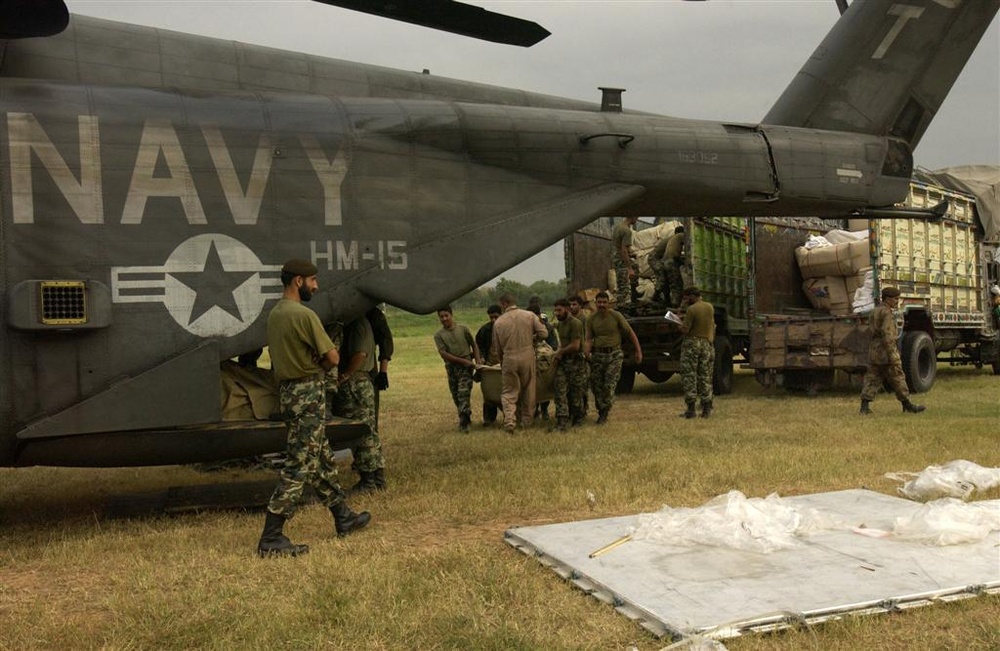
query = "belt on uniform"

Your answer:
(280, 373), (324, 386)
(593, 346), (619, 353)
